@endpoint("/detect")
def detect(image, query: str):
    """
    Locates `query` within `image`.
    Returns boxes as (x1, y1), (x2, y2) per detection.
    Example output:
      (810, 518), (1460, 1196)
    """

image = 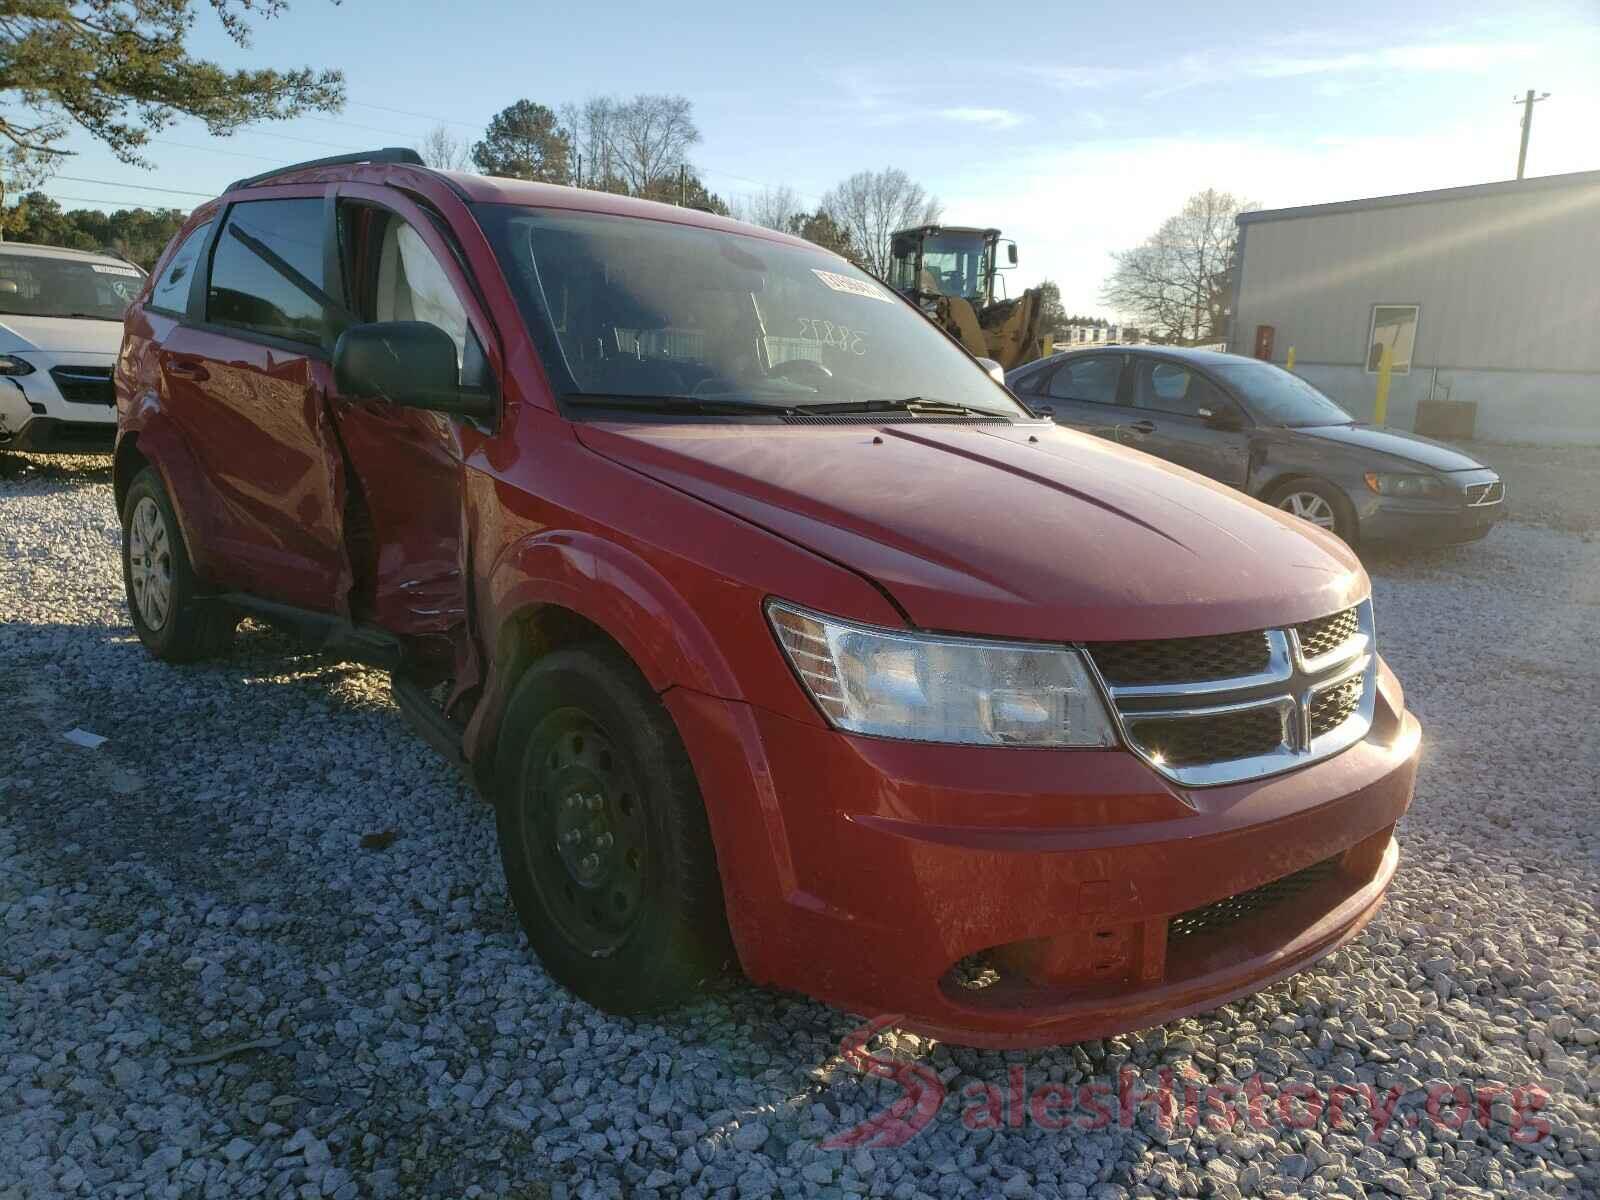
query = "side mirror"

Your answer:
(333, 321), (495, 422)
